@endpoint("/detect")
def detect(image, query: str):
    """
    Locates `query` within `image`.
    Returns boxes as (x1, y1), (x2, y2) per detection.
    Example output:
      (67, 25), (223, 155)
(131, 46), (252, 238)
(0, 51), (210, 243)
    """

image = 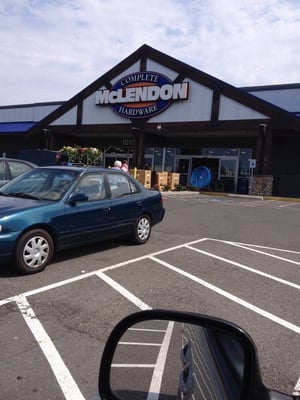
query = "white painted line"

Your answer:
(147, 322), (174, 400)
(278, 203), (300, 208)
(0, 272), (96, 306)
(95, 271), (151, 310)
(223, 241), (300, 266)
(225, 241), (300, 254)
(149, 255), (300, 334)
(15, 295), (85, 400)
(186, 245), (300, 290)
(293, 375), (300, 396)
(95, 272), (174, 400)
(0, 238), (209, 307)
(207, 238), (300, 255)
(2, 236), (298, 399)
